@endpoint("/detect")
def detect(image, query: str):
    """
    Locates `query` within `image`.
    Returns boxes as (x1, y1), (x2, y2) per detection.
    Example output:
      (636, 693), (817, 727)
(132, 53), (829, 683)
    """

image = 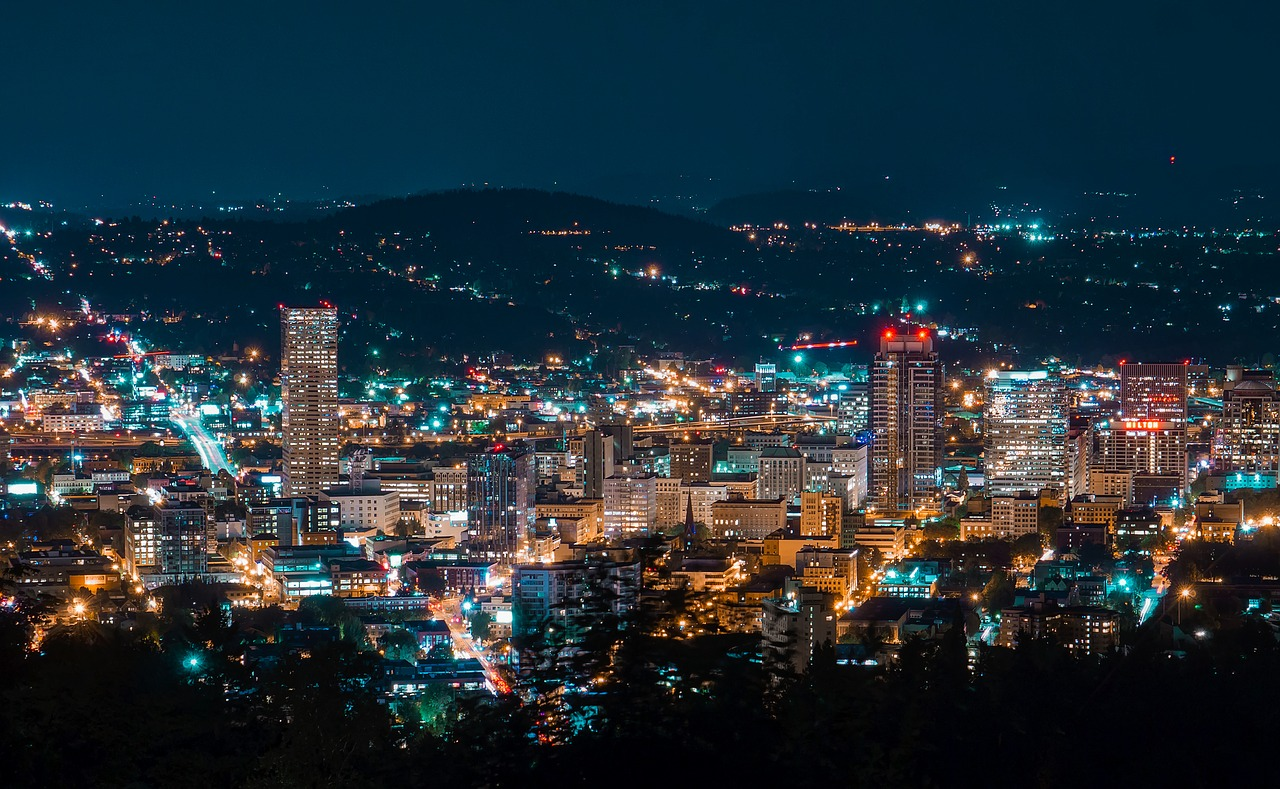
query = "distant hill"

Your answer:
(318, 188), (747, 257)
